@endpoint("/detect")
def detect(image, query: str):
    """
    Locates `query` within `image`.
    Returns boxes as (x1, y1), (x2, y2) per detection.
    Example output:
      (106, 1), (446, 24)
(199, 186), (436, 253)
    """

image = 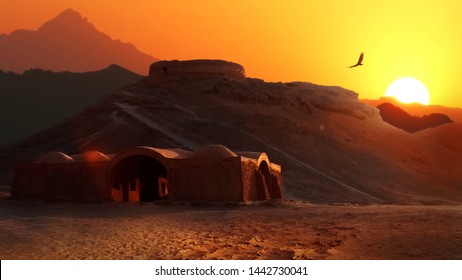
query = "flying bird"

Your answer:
(349, 52), (364, 68)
